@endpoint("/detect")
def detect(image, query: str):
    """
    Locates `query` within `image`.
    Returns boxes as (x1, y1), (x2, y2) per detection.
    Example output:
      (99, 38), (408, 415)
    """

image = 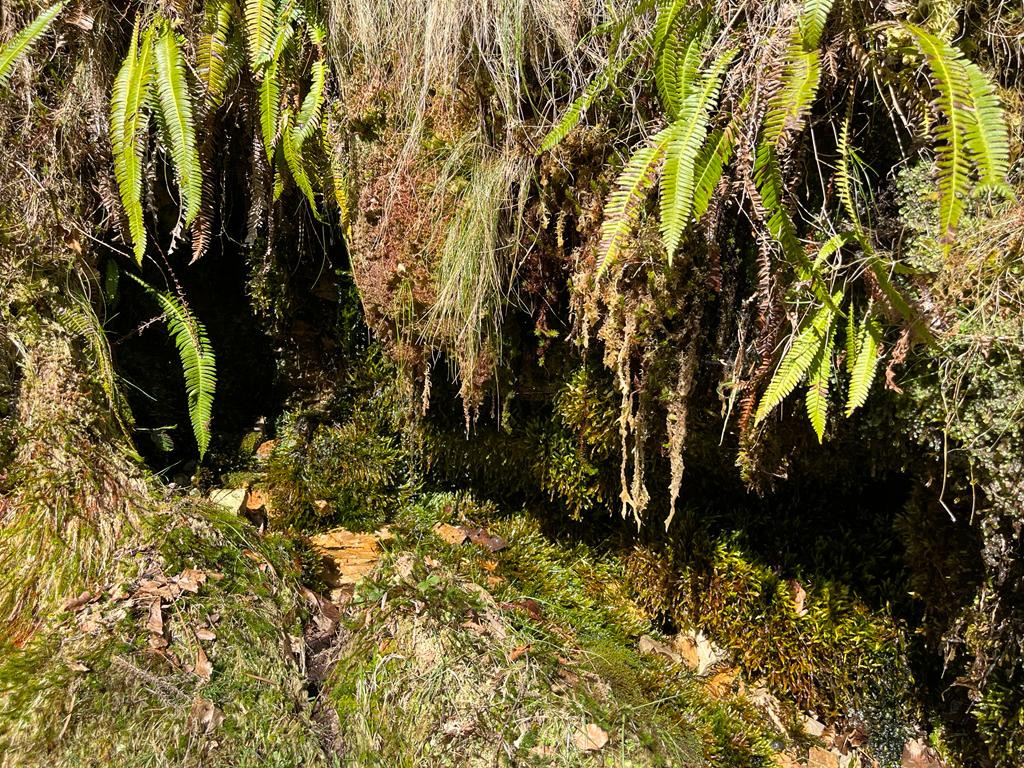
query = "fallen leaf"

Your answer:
(706, 668), (740, 697)
(573, 723), (609, 752)
(424, 555), (441, 568)
(246, 488), (270, 510)
(194, 645), (213, 681)
(195, 627), (217, 642)
(255, 439), (277, 462)
(466, 527), (507, 553)
(440, 718), (475, 738)
(174, 568), (207, 594)
(901, 738), (945, 768)
(314, 499), (329, 513)
(62, 591), (93, 612)
(148, 634), (169, 650)
(68, 661), (90, 672)
(671, 631), (722, 675)
(508, 643), (532, 662)
(807, 746), (840, 768)
(433, 523), (468, 546)
(146, 599), (164, 635)
(638, 634), (682, 664)
(137, 576), (178, 600)
(393, 553), (416, 580)
(189, 697), (225, 733)
(788, 579), (808, 616)
(529, 745), (557, 758)
(500, 598), (543, 621)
